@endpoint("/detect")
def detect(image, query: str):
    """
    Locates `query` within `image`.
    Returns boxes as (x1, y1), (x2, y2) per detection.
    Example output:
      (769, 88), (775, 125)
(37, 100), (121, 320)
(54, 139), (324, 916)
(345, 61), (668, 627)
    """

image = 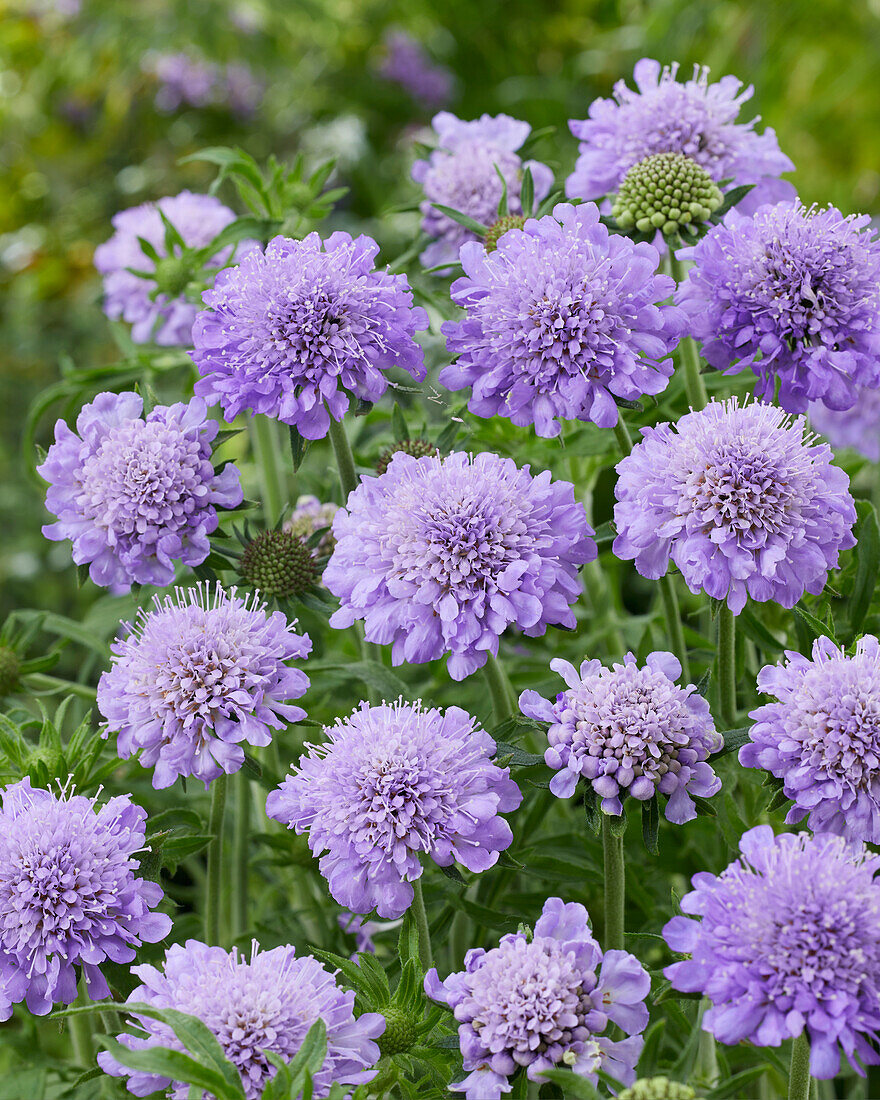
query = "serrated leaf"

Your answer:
(792, 603), (837, 645)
